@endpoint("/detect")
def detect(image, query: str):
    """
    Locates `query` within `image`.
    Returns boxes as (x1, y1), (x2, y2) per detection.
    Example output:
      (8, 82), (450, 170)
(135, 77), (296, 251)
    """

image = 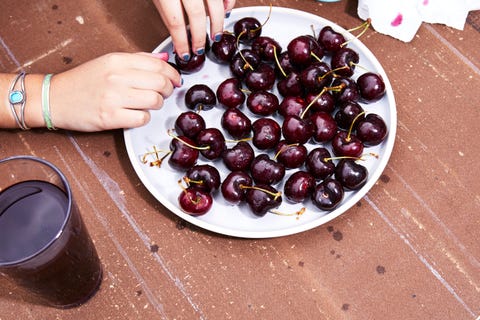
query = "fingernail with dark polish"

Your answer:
(196, 48), (205, 55)
(214, 33), (223, 42)
(182, 53), (190, 61)
(225, 11), (231, 18)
